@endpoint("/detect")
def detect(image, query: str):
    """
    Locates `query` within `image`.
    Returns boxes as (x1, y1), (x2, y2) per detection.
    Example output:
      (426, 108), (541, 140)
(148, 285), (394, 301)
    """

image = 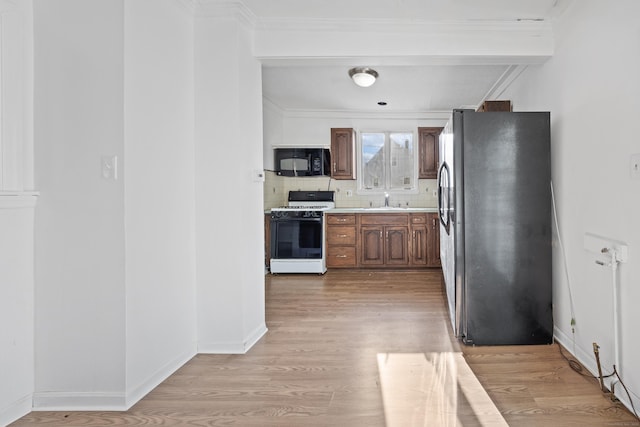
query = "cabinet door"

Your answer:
(418, 127), (442, 179)
(331, 128), (356, 180)
(385, 226), (409, 265)
(427, 213), (441, 267)
(360, 226), (384, 265)
(410, 224), (429, 266)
